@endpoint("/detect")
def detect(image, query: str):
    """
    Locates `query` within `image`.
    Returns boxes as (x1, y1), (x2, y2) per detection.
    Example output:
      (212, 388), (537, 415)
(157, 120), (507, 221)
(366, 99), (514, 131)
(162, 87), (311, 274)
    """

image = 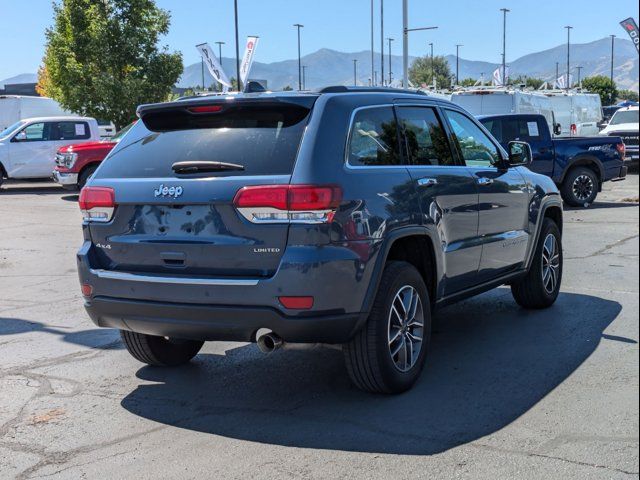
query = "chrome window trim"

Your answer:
(89, 269), (260, 286)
